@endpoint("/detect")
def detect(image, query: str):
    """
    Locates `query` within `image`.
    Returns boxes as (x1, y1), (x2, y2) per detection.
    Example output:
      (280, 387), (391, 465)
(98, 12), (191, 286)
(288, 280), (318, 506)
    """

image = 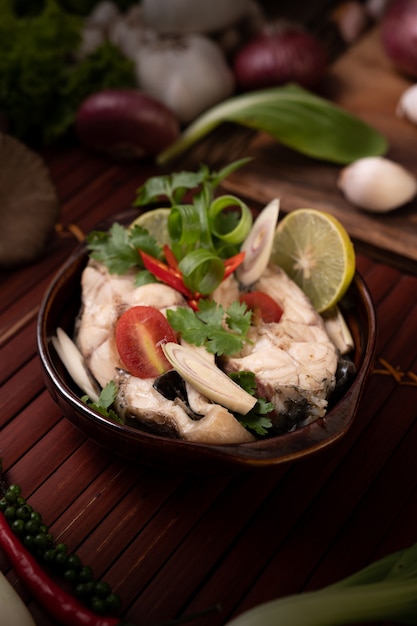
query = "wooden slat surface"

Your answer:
(1, 26), (417, 626)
